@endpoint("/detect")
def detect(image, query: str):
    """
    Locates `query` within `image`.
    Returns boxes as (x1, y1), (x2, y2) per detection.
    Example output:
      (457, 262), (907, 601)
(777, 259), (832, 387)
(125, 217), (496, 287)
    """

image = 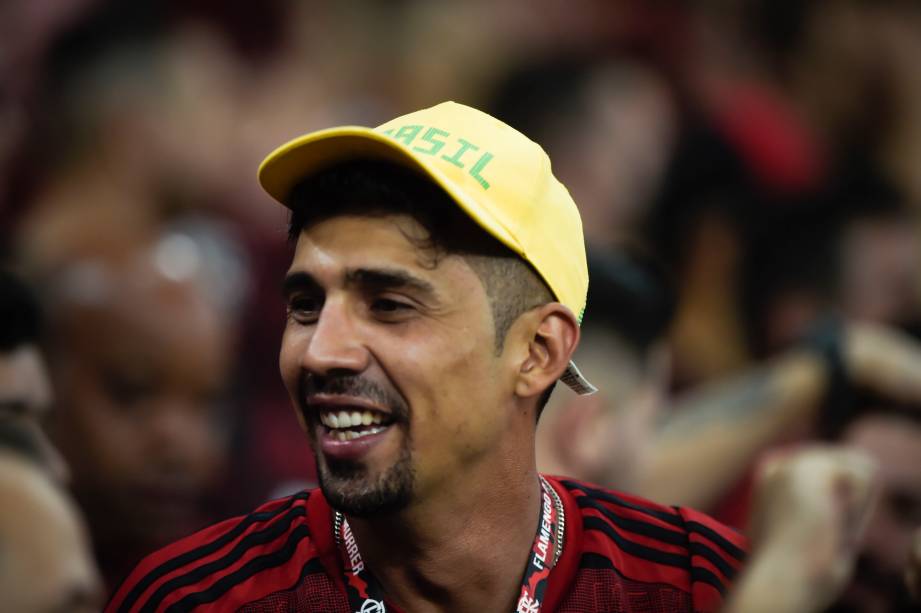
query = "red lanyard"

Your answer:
(334, 477), (563, 613)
